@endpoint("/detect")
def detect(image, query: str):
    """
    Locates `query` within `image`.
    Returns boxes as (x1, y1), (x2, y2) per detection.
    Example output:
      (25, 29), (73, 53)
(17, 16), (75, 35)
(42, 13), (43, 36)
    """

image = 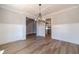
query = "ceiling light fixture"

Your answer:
(36, 4), (46, 23)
